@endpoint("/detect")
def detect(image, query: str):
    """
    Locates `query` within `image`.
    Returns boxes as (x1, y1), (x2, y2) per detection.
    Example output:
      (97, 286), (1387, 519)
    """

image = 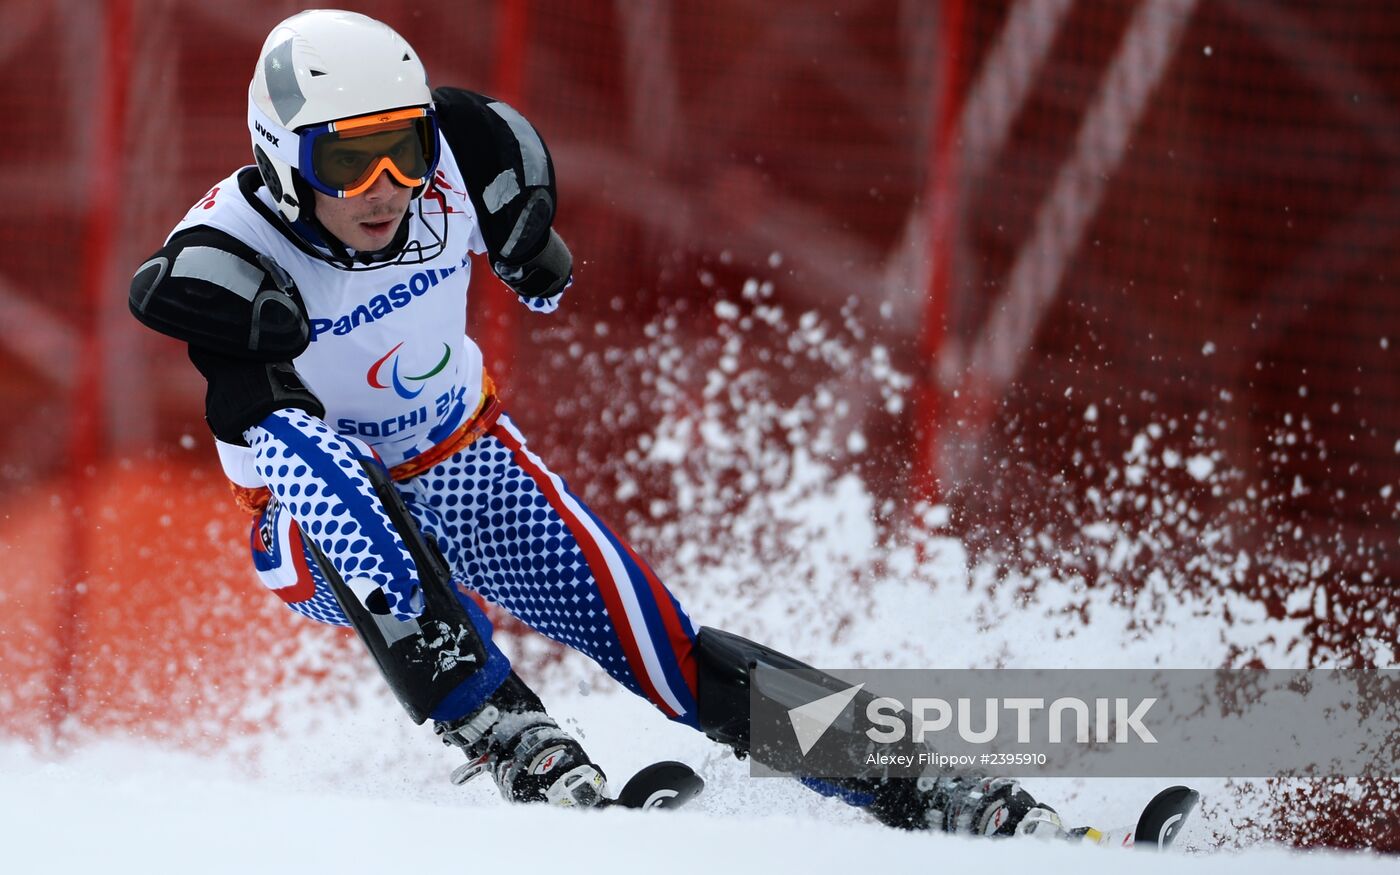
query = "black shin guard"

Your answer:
(312, 459), (498, 725)
(693, 627), (957, 831)
(695, 626), (821, 755)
